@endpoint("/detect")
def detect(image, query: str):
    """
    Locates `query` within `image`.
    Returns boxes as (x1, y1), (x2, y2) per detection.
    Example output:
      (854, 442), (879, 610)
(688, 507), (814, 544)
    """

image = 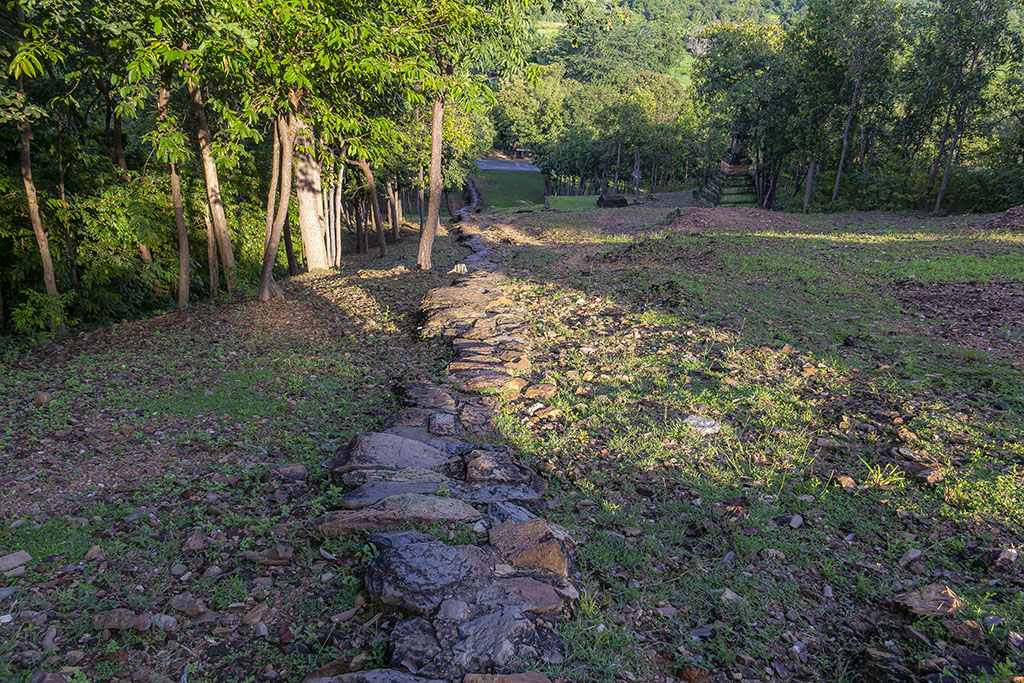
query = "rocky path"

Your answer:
(306, 219), (579, 682)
